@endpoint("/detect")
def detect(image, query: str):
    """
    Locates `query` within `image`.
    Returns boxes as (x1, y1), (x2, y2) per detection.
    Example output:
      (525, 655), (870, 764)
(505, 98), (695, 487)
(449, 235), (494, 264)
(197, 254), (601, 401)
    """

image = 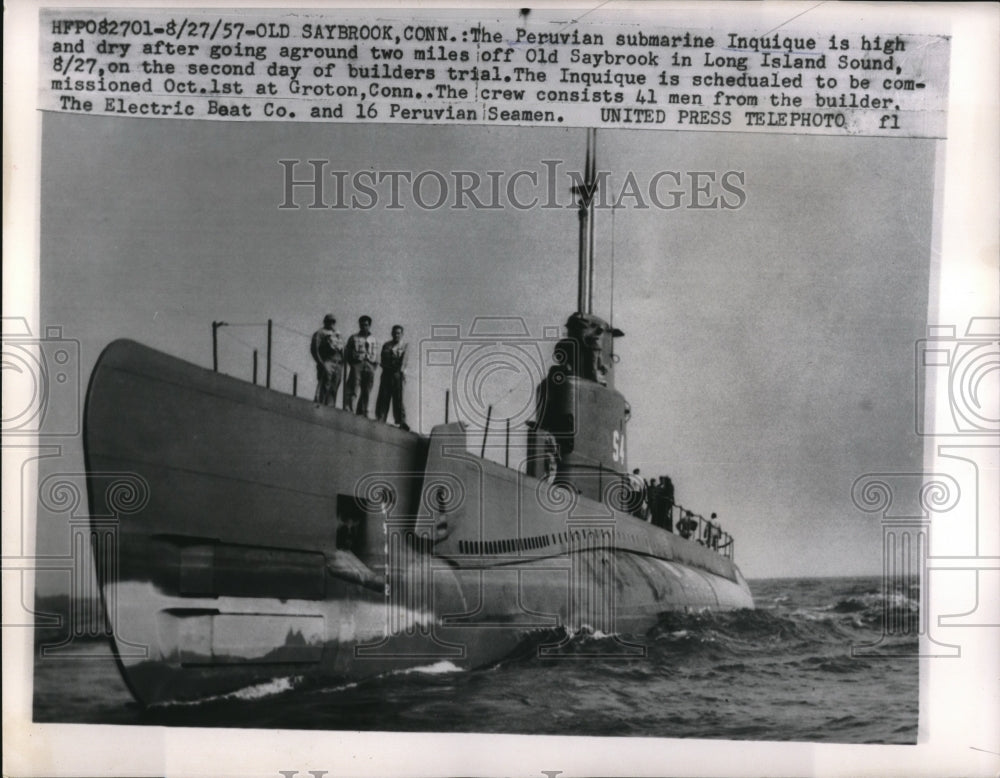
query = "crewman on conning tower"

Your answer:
(554, 312), (608, 384)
